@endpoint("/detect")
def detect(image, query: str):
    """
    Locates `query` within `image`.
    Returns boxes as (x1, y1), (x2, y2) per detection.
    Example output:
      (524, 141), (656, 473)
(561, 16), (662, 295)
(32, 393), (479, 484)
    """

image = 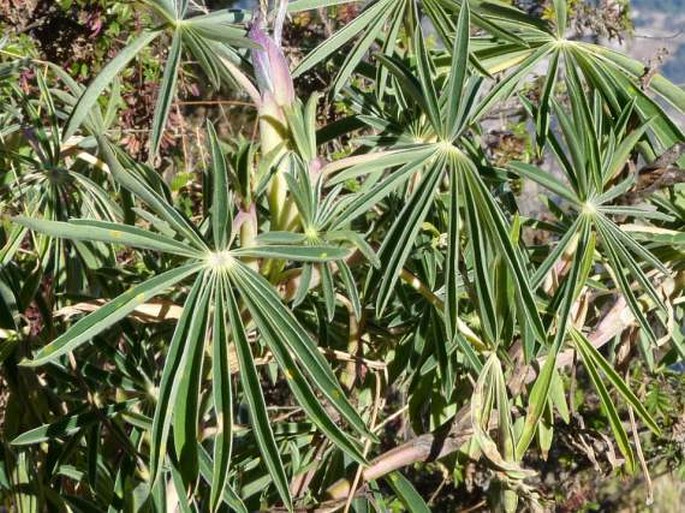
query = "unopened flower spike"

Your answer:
(248, 1), (294, 108)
